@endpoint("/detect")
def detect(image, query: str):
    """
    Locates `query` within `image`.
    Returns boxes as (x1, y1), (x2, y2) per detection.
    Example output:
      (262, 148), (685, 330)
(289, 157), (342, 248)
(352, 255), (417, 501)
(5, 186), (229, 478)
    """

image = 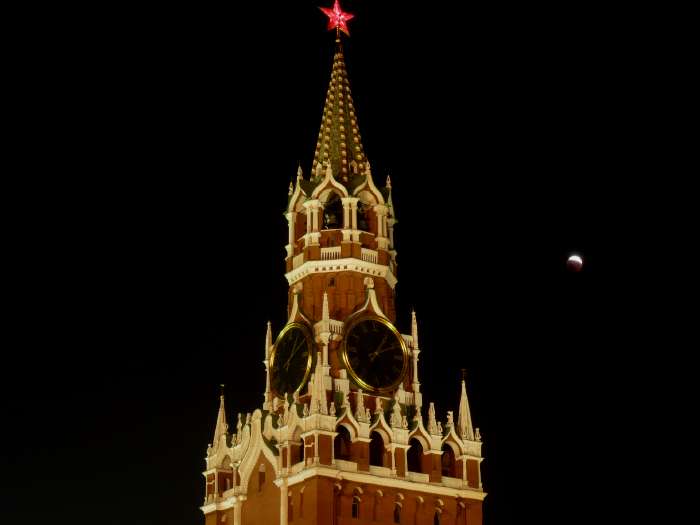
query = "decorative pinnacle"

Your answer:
(319, 0), (354, 36)
(458, 376), (475, 441)
(411, 309), (419, 349)
(265, 321), (272, 359)
(297, 164), (303, 180)
(322, 291), (330, 321)
(386, 174), (392, 189)
(288, 181), (294, 196)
